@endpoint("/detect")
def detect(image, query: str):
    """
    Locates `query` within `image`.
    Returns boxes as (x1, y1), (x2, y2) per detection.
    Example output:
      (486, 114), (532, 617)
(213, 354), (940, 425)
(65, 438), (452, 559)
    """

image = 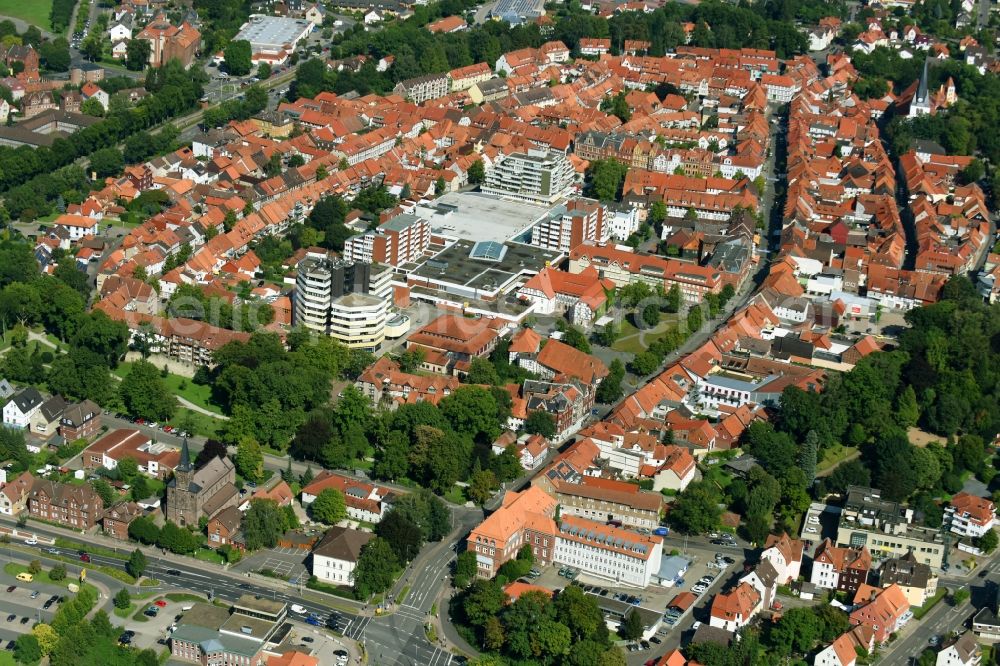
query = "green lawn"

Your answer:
(167, 408), (220, 439)
(611, 313), (682, 355)
(4, 562), (74, 588)
(816, 445), (859, 476)
(115, 362), (224, 415)
(0, 0), (53, 30)
(443, 486), (467, 505)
